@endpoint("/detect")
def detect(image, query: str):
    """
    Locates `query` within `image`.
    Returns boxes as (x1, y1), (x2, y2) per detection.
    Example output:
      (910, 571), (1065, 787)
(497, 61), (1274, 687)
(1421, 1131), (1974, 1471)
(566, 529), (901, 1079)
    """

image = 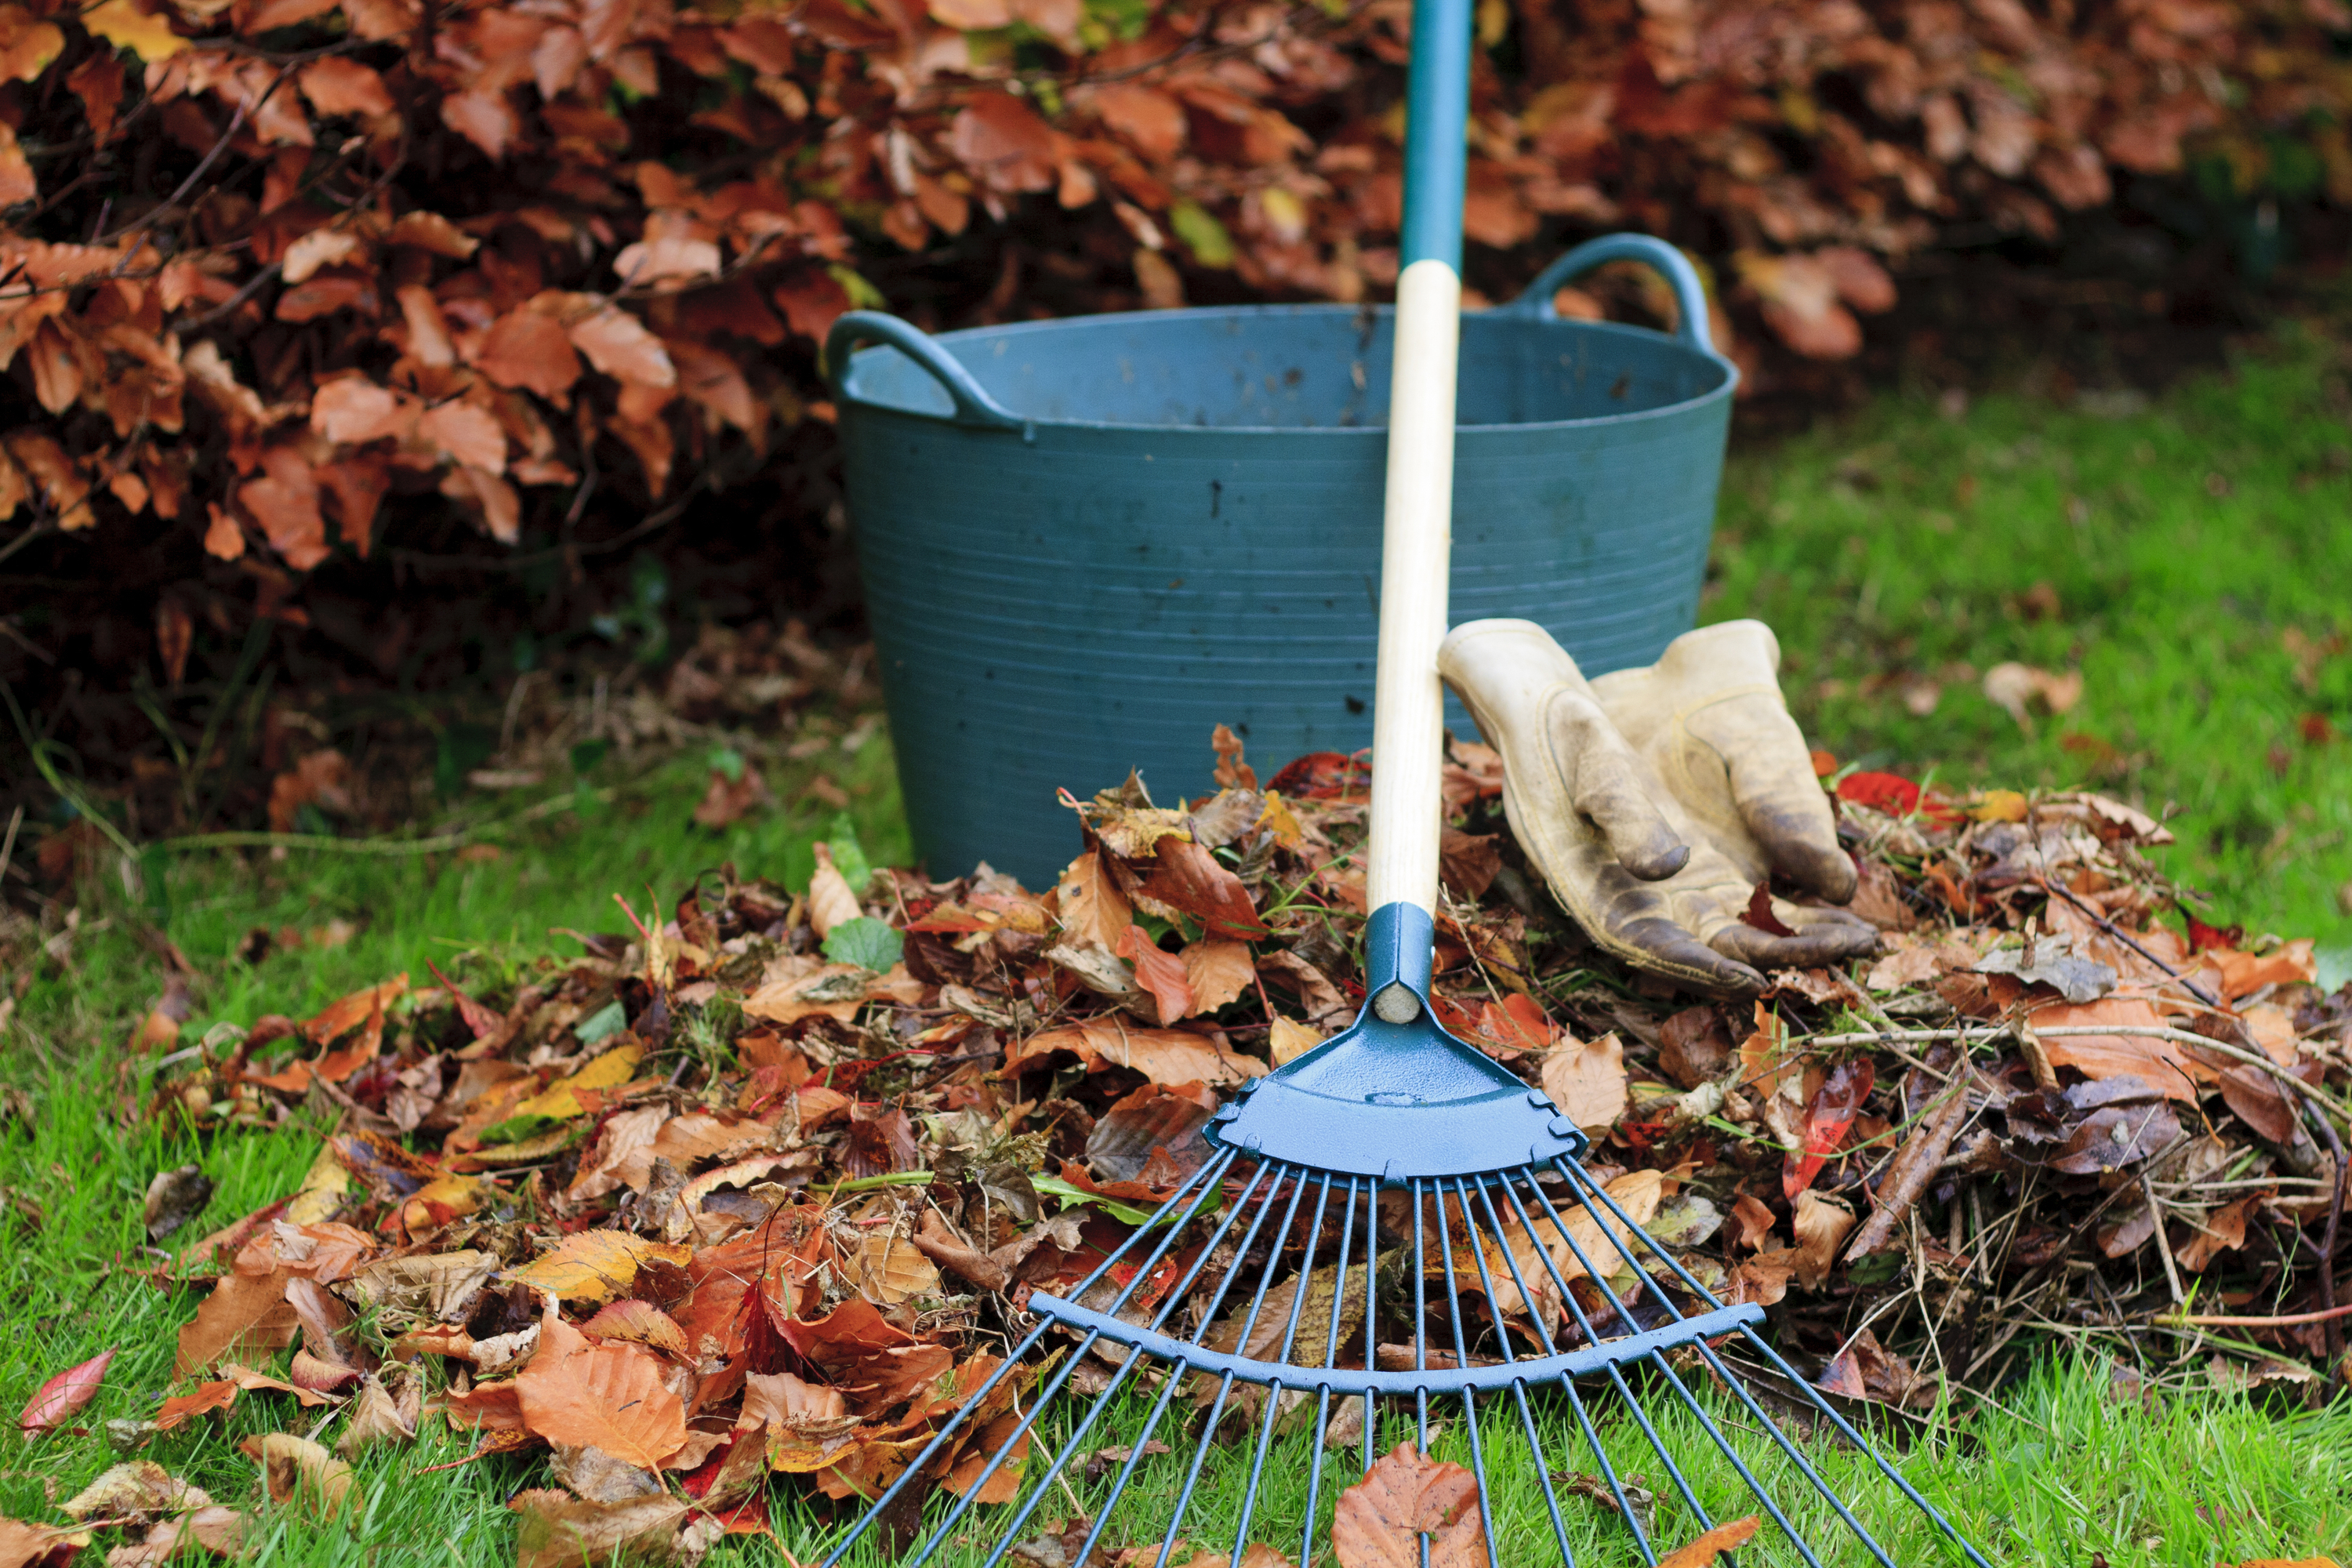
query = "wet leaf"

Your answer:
(17, 1349), (113, 1436)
